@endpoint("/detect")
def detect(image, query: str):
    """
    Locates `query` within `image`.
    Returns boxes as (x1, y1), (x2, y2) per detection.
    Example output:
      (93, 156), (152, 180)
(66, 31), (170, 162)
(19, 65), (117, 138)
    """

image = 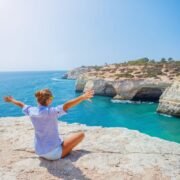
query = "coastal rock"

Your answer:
(77, 78), (170, 101)
(75, 76), (89, 92)
(62, 67), (90, 80)
(0, 116), (180, 180)
(65, 60), (180, 101)
(65, 60), (180, 82)
(157, 78), (180, 117)
(83, 79), (116, 96)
